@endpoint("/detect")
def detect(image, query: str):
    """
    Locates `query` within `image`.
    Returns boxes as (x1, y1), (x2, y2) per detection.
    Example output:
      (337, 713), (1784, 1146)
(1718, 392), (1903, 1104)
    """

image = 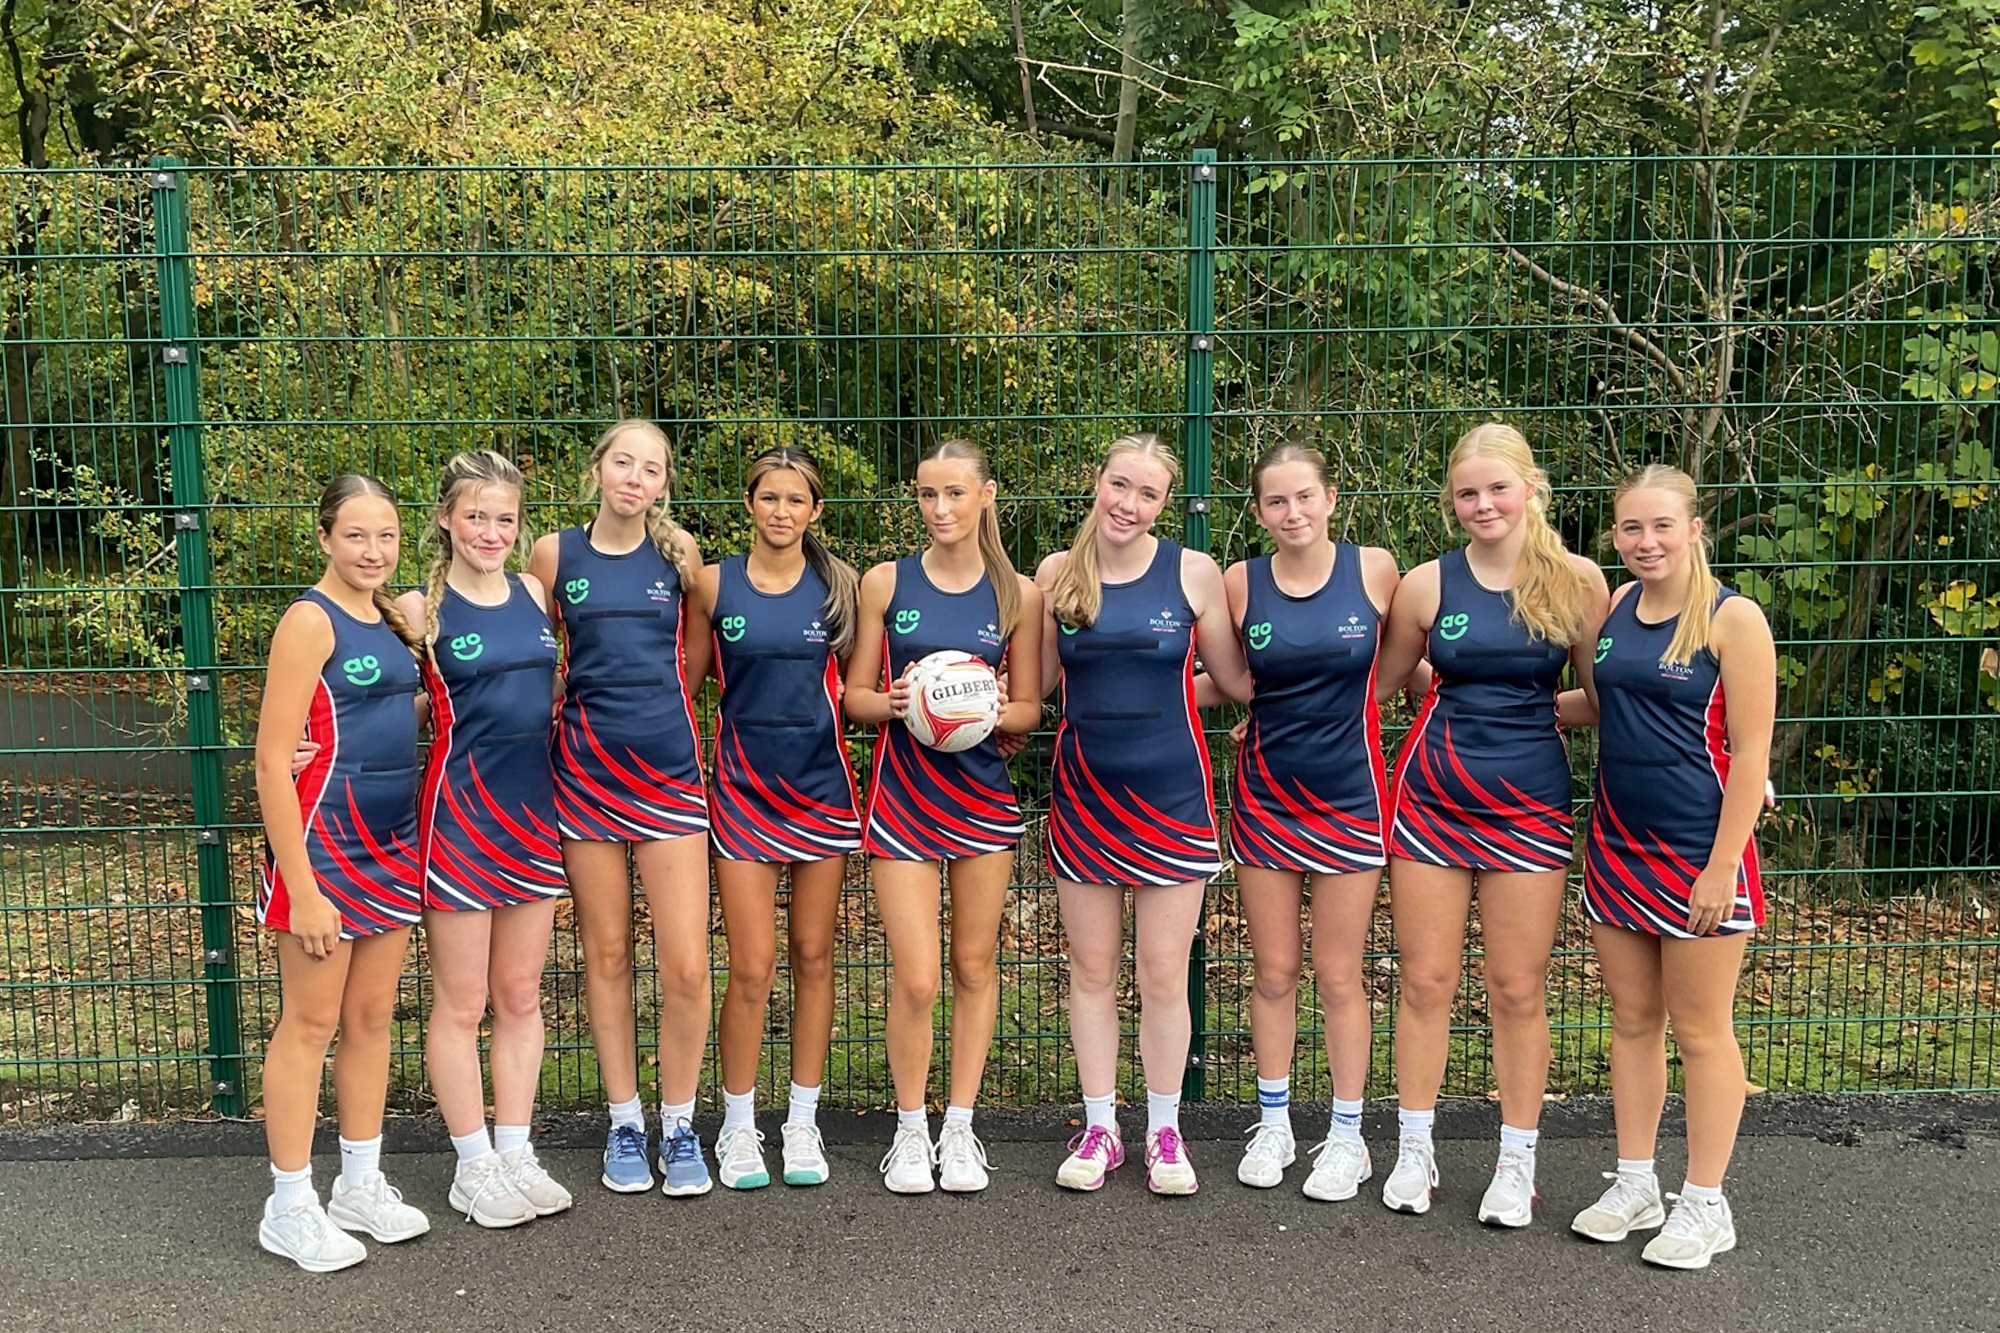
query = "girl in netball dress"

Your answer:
(1375, 422), (1608, 1226)
(685, 447), (861, 1191)
(526, 419), (713, 1198)
(254, 476), (430, 1272)
(1566, 464), (1774, 1269)
(1036, 432), (1253, 1196)
(1215, 443), (1401, 1199)
(847, 439), (1043, 1195)
(396, 451), (569, 1229)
